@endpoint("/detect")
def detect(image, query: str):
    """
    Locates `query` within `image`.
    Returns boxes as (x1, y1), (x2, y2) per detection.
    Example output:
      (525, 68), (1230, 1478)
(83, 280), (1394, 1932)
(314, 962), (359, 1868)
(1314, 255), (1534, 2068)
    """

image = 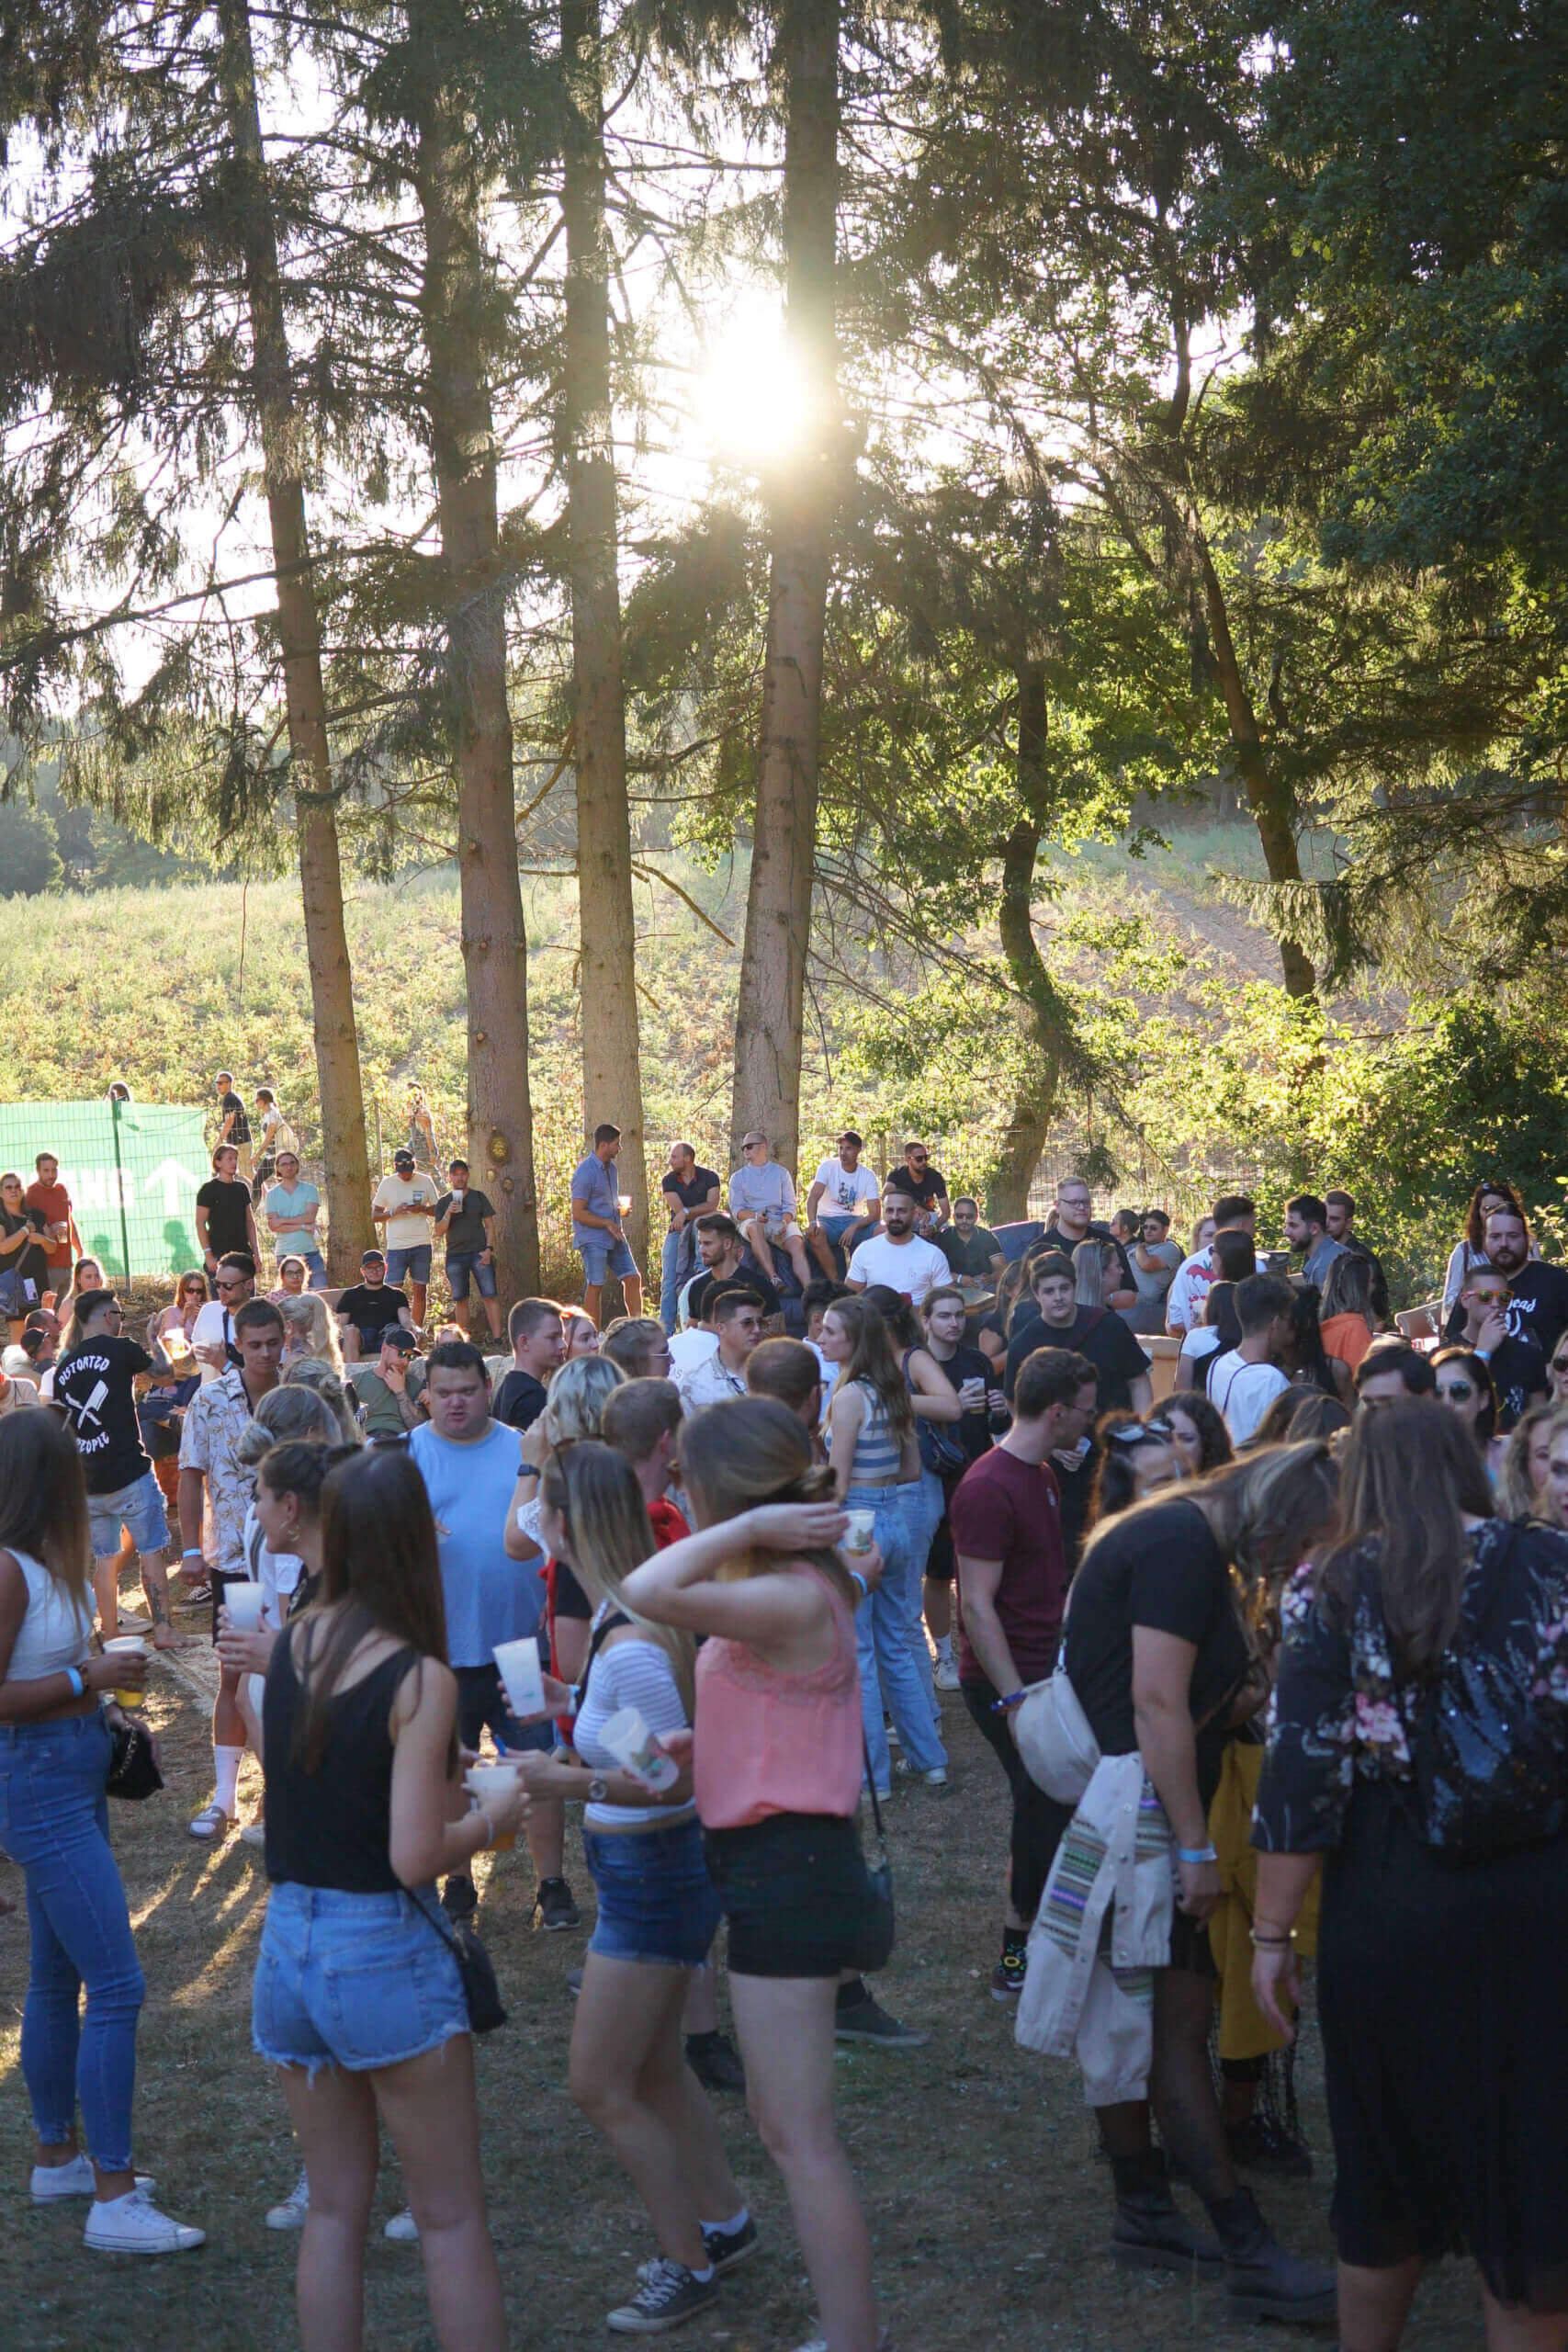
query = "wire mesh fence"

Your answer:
(0, 1099), (211, 1281)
